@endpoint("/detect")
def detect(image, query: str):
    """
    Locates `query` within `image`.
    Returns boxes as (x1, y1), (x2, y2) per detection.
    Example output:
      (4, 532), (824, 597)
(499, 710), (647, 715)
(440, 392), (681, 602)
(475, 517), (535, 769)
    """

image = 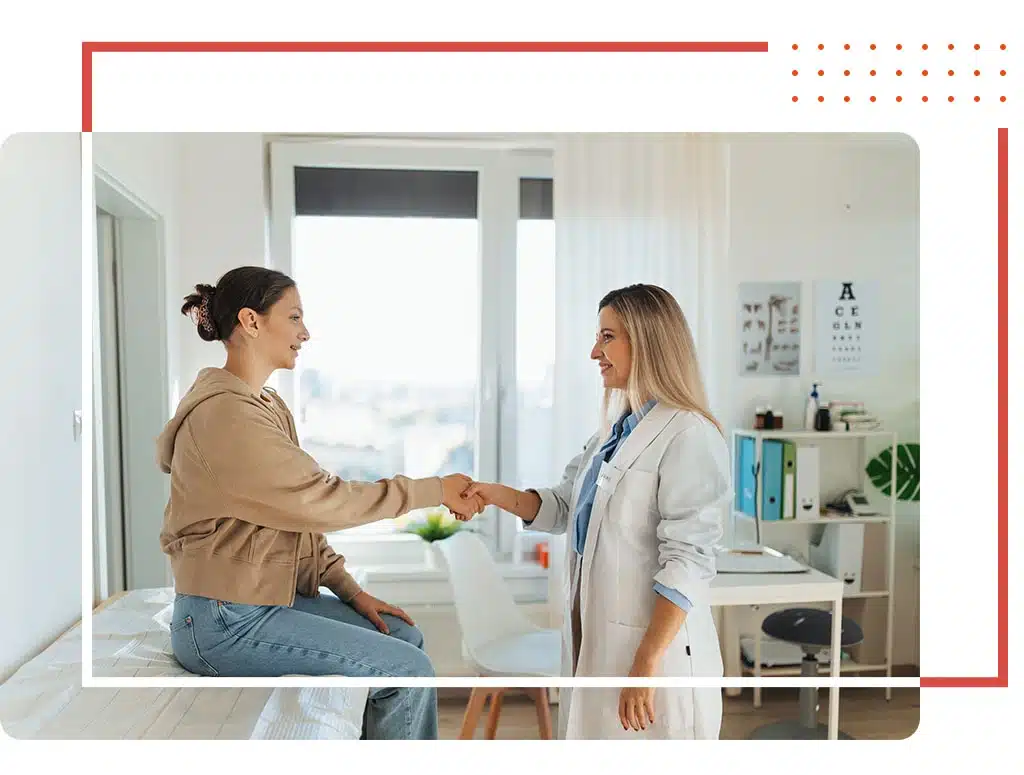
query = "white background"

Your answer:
(0, 0), (1019, 767)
